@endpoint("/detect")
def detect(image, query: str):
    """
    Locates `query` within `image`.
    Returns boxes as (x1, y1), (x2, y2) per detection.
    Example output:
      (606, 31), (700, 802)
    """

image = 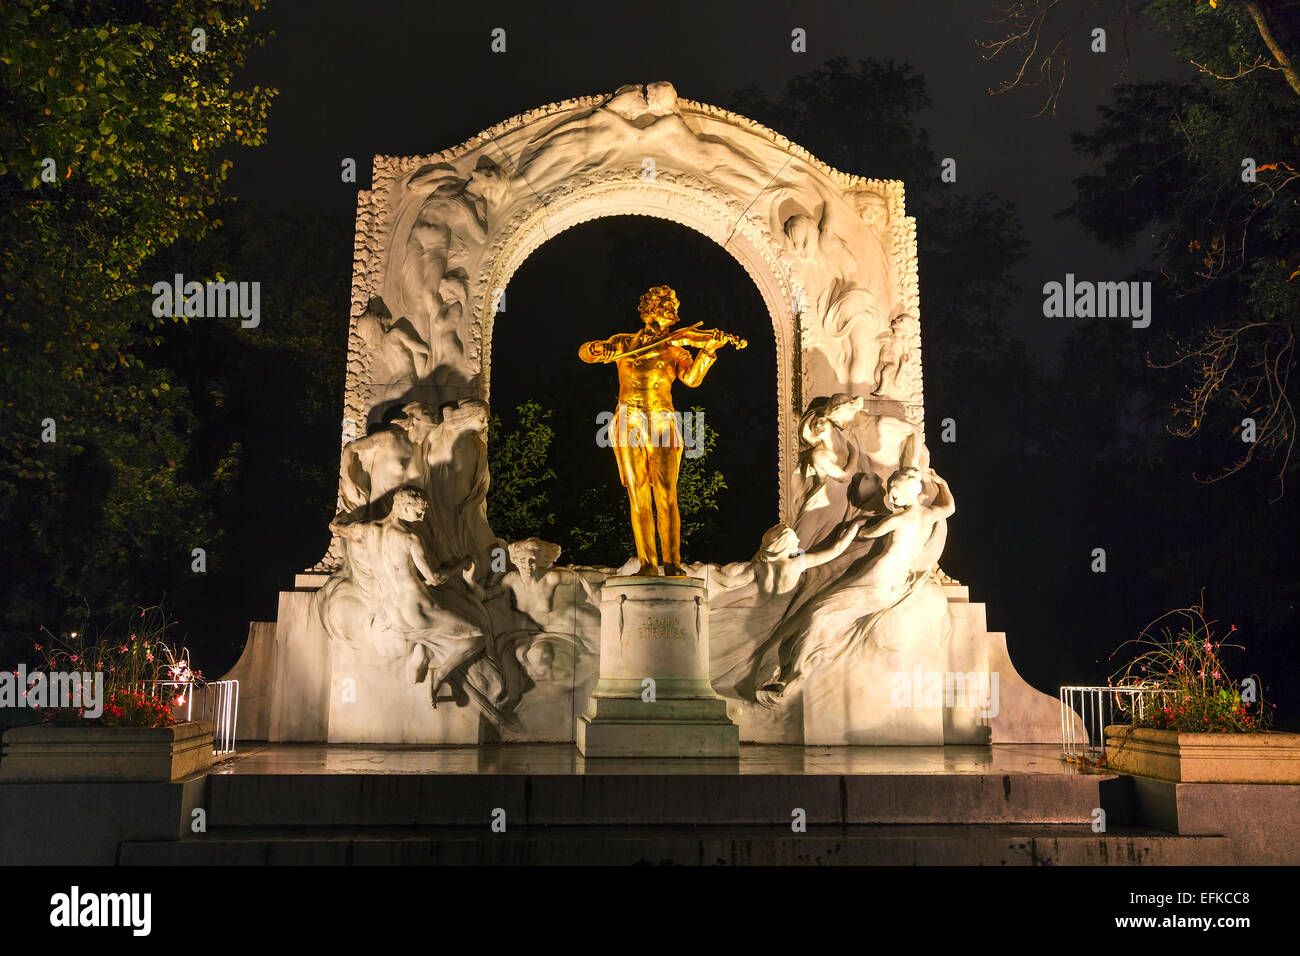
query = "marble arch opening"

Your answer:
(486, 213), (779, 563)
